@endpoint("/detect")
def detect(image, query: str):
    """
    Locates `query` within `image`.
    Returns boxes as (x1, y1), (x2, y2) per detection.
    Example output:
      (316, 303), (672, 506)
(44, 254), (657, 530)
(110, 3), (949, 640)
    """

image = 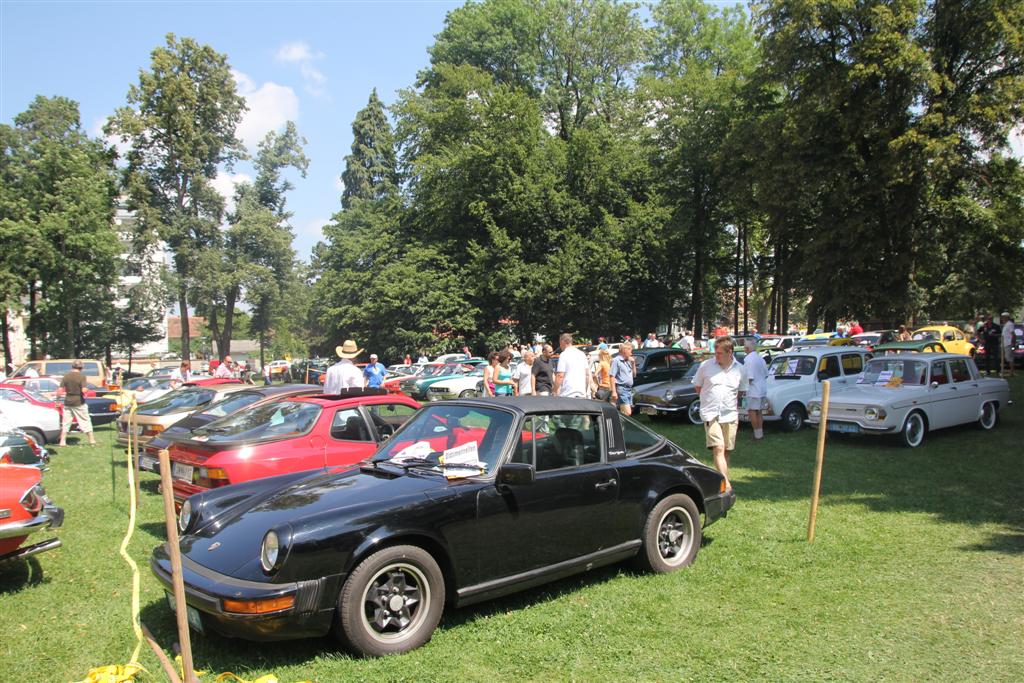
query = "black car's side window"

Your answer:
(522, 414), (602, 472)
(619, 414), (662, 455)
